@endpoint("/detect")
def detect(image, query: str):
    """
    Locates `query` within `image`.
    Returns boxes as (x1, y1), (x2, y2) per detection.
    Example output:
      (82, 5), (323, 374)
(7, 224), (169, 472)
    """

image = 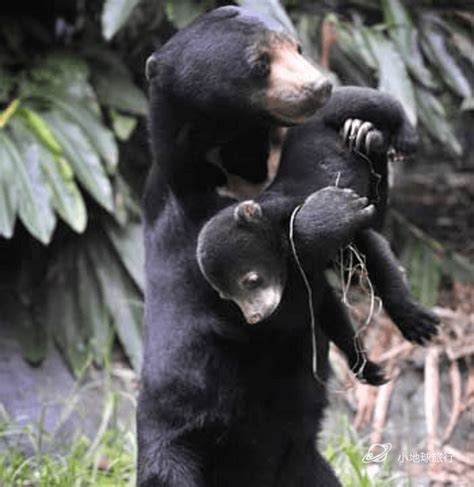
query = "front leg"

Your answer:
(355, 229), (440, 344)
(292, 186), (375, 268)
(322, 87), (418, 155)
